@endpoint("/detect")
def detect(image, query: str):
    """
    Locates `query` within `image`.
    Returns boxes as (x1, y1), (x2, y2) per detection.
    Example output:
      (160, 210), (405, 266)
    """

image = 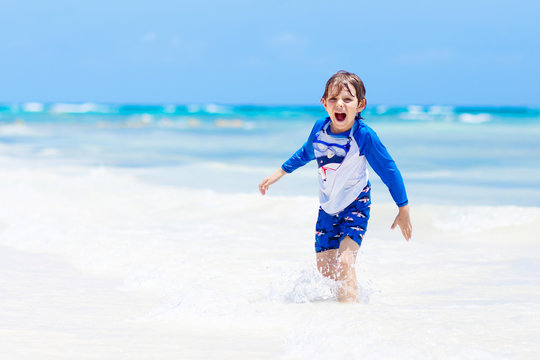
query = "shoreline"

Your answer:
(1, 164), (539, 359)
(0, 245), (282, 359)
